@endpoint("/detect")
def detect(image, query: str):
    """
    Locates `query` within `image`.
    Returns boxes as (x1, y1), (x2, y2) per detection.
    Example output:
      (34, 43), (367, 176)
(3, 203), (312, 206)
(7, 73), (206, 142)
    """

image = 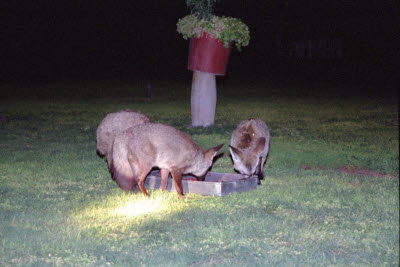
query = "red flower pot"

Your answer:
(188, 33), (232, 76)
